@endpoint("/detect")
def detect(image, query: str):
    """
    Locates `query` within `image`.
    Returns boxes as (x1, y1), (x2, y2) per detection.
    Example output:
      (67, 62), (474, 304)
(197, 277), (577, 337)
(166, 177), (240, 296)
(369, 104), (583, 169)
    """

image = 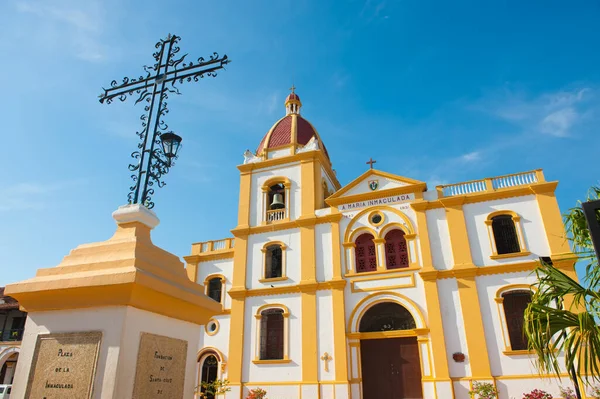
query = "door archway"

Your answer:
(358, 302), (423, 399)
